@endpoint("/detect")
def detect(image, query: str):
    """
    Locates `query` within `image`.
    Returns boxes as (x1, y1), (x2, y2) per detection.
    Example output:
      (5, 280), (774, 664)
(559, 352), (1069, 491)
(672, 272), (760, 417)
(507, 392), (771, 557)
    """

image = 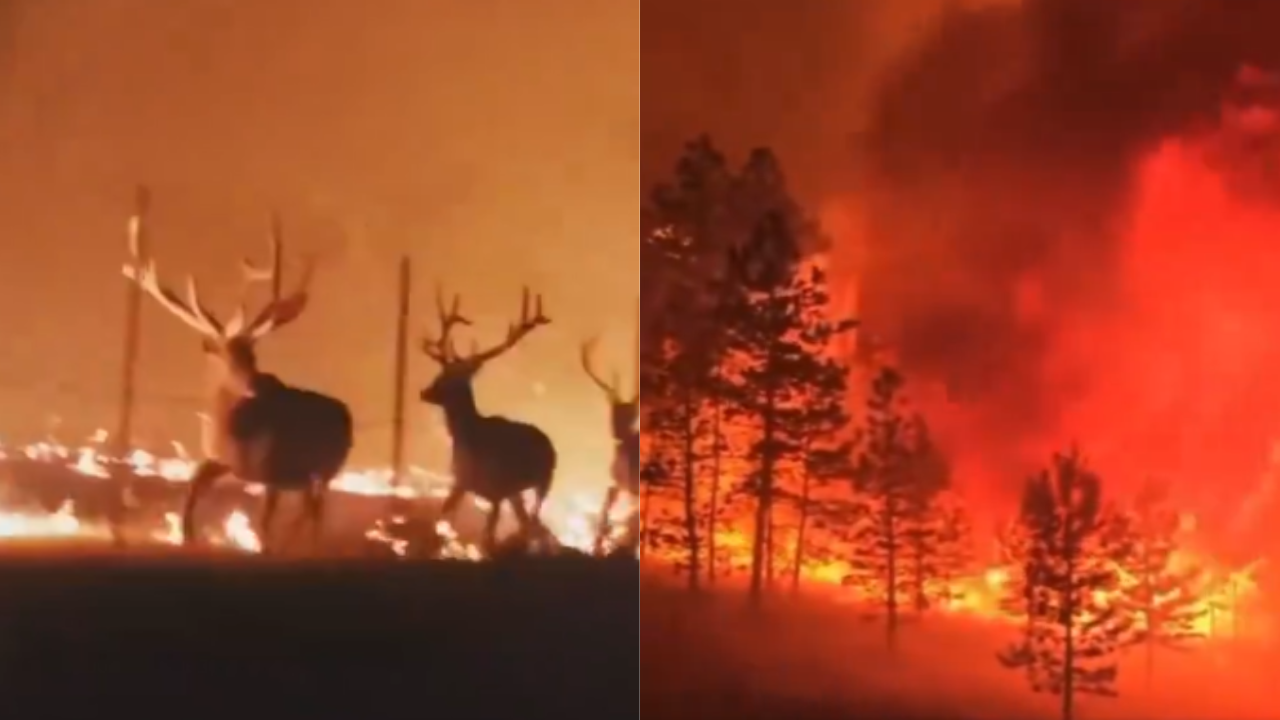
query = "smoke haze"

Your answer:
(0, 1), (638, 484)
(644, 0), (1280, 531)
